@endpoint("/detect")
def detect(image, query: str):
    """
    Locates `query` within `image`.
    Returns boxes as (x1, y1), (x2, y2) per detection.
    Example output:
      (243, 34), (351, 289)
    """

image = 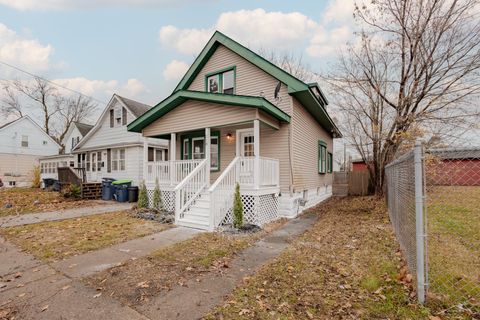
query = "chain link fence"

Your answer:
(386, 143), (480, 318)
